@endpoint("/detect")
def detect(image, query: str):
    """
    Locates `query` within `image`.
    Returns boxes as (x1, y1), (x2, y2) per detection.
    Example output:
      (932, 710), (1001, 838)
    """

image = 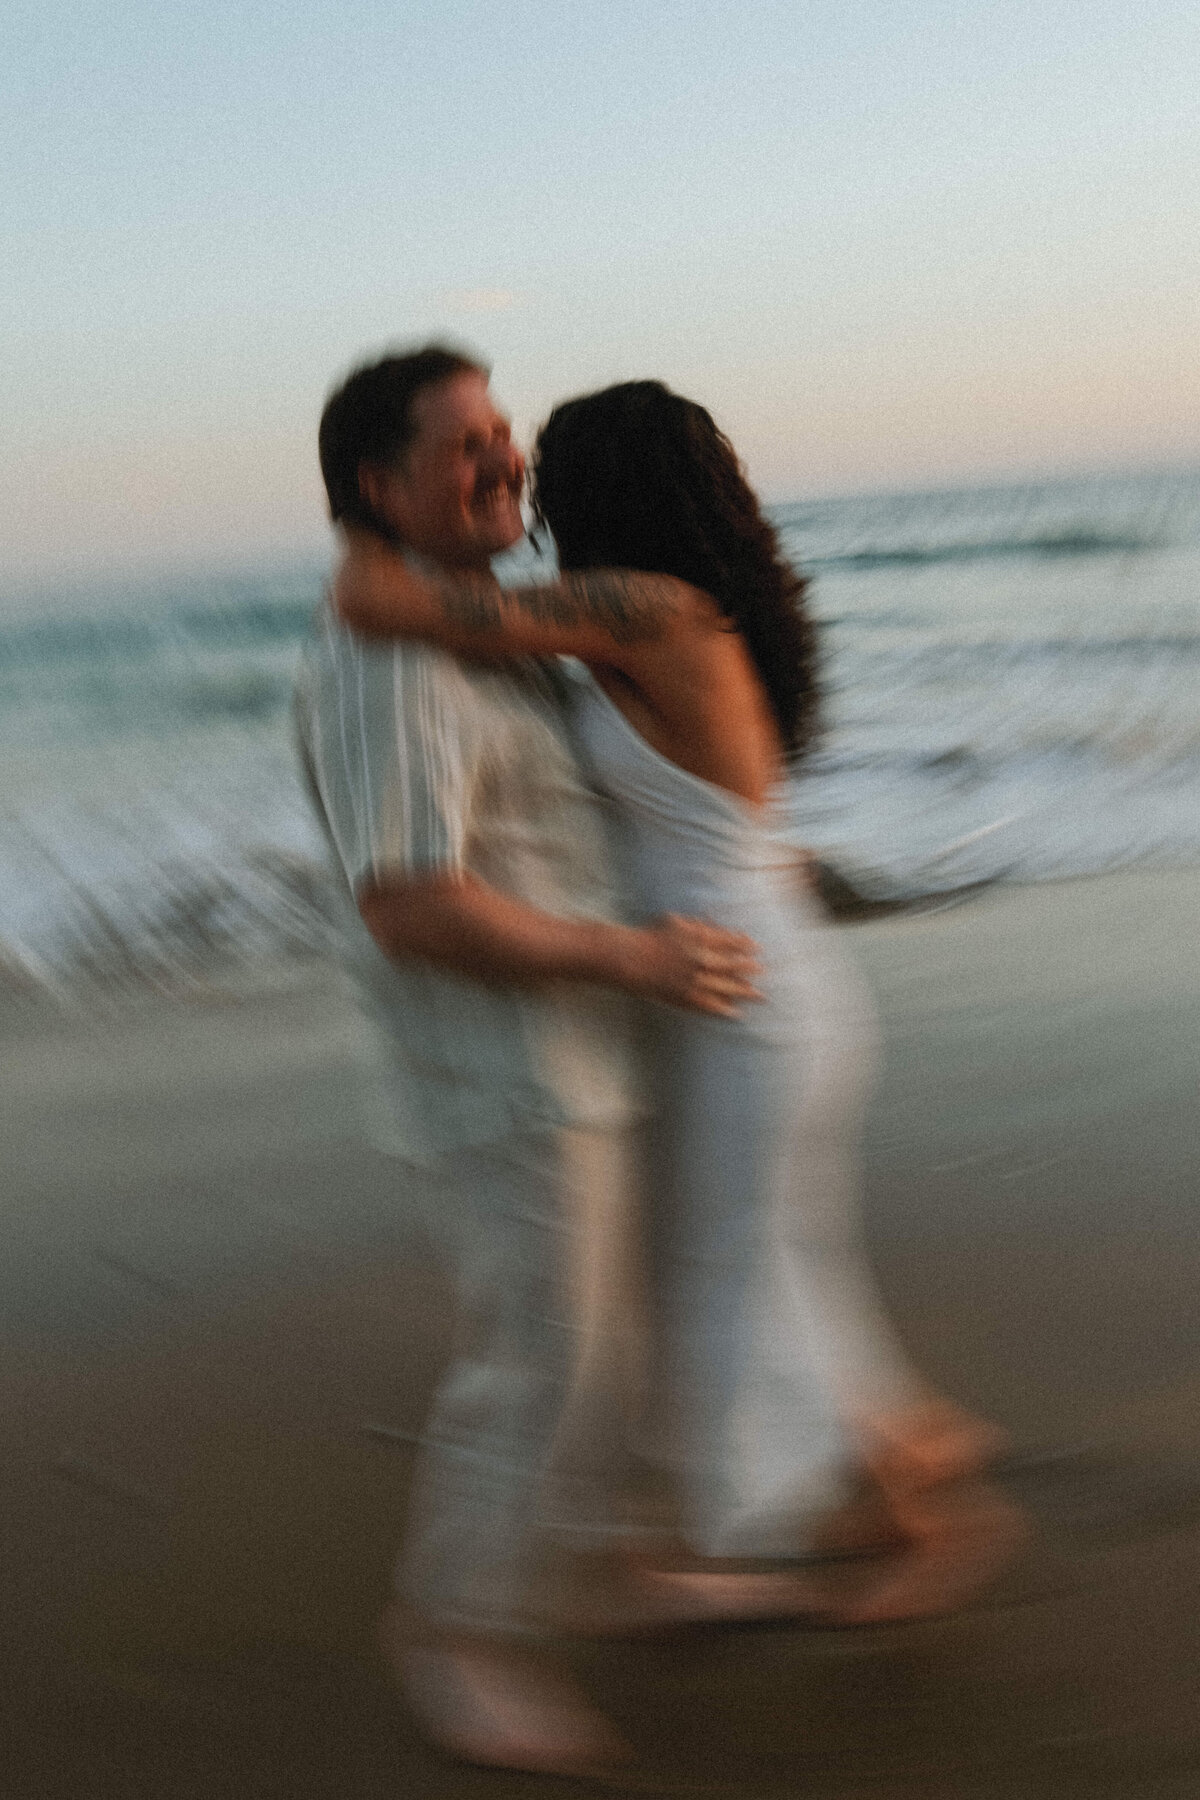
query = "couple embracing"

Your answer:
(295, 344), (1022, 1777)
